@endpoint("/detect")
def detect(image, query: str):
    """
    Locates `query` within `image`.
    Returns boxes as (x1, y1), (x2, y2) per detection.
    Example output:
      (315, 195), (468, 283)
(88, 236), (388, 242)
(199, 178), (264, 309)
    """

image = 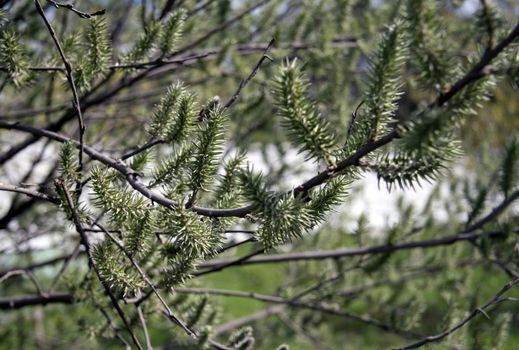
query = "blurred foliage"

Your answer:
(1, 0), (519, 349)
